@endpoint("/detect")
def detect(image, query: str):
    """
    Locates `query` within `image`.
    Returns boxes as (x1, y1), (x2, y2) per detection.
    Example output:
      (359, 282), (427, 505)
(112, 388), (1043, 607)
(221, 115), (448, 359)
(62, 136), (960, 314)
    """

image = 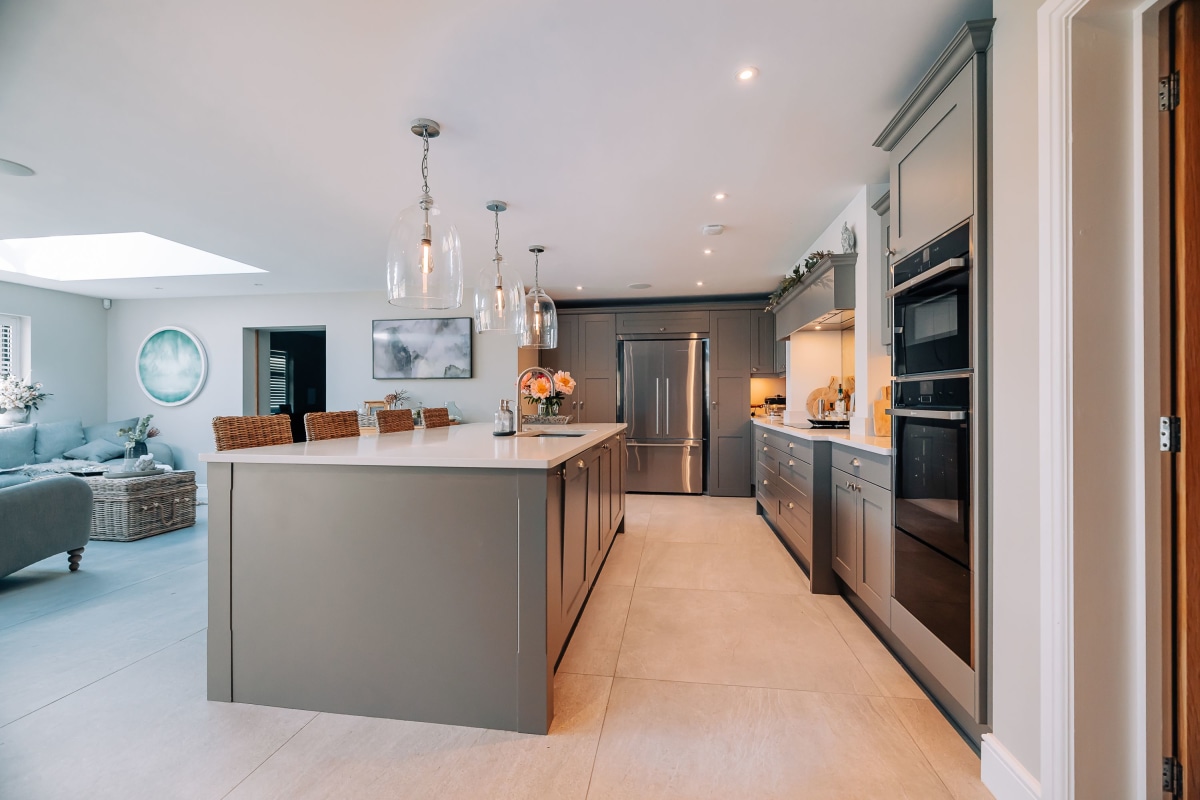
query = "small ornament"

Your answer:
(840, 222), (856, 254)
